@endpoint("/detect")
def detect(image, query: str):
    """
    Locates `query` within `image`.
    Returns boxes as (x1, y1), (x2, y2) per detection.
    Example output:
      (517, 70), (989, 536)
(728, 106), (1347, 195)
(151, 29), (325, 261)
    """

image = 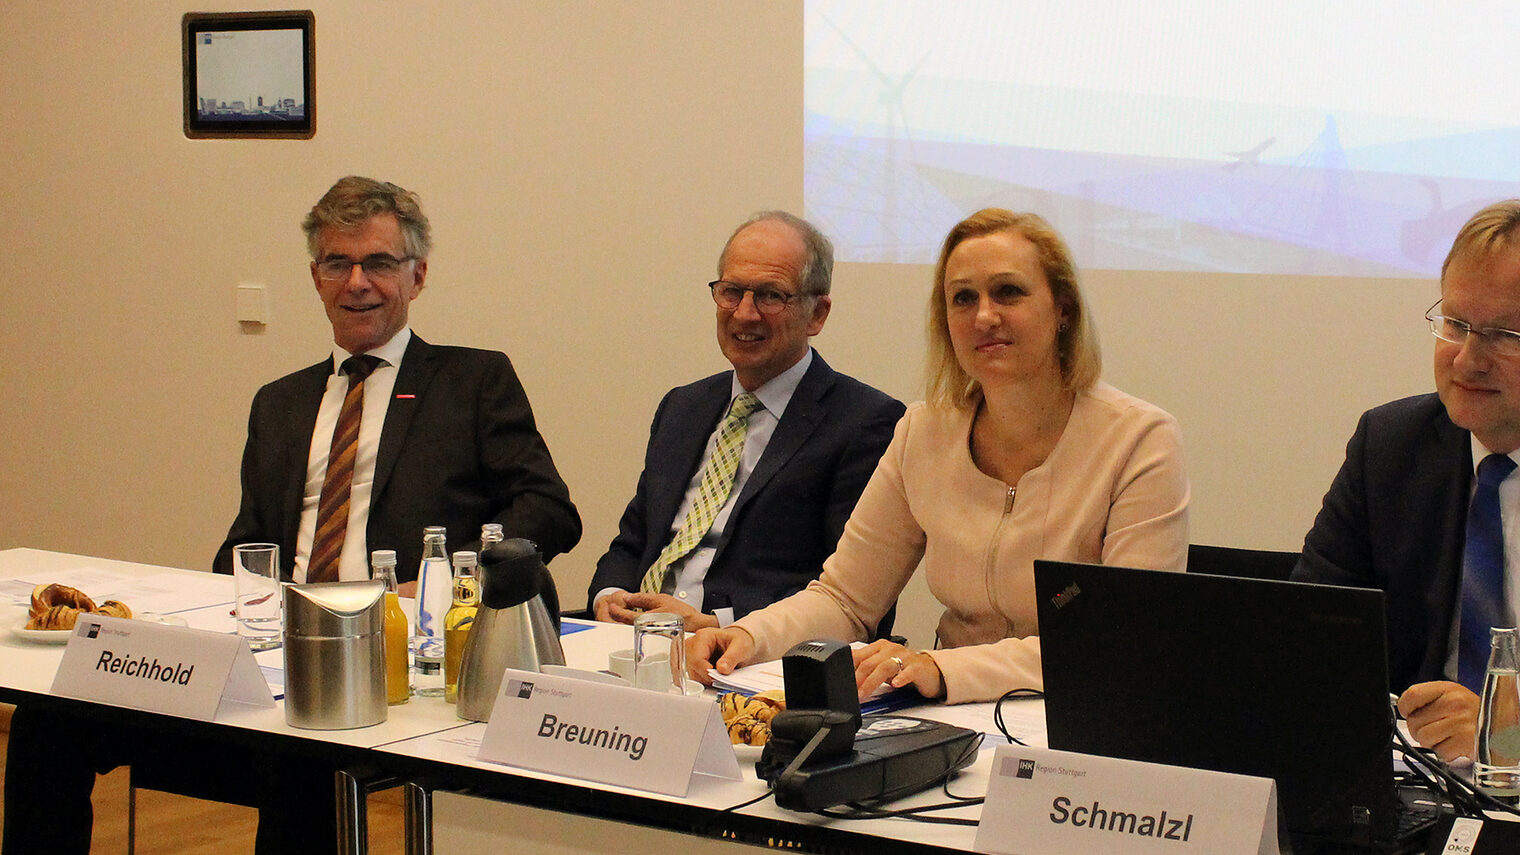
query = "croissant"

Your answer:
(28, 604), (83, 631)
(25, 584), (136, 630)
(726, 717), (771, 746)
(718, 691), (788, 745)
(95, 600), (133, 620)
(720, 691), (751, 721)
(29, 583), (96, 621)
